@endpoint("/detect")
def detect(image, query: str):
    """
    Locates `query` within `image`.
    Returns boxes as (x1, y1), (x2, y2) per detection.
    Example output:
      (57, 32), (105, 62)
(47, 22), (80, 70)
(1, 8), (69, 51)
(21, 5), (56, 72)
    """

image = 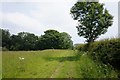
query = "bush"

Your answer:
(77, 38), (120, 70)
(74, 44), (85, 51)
